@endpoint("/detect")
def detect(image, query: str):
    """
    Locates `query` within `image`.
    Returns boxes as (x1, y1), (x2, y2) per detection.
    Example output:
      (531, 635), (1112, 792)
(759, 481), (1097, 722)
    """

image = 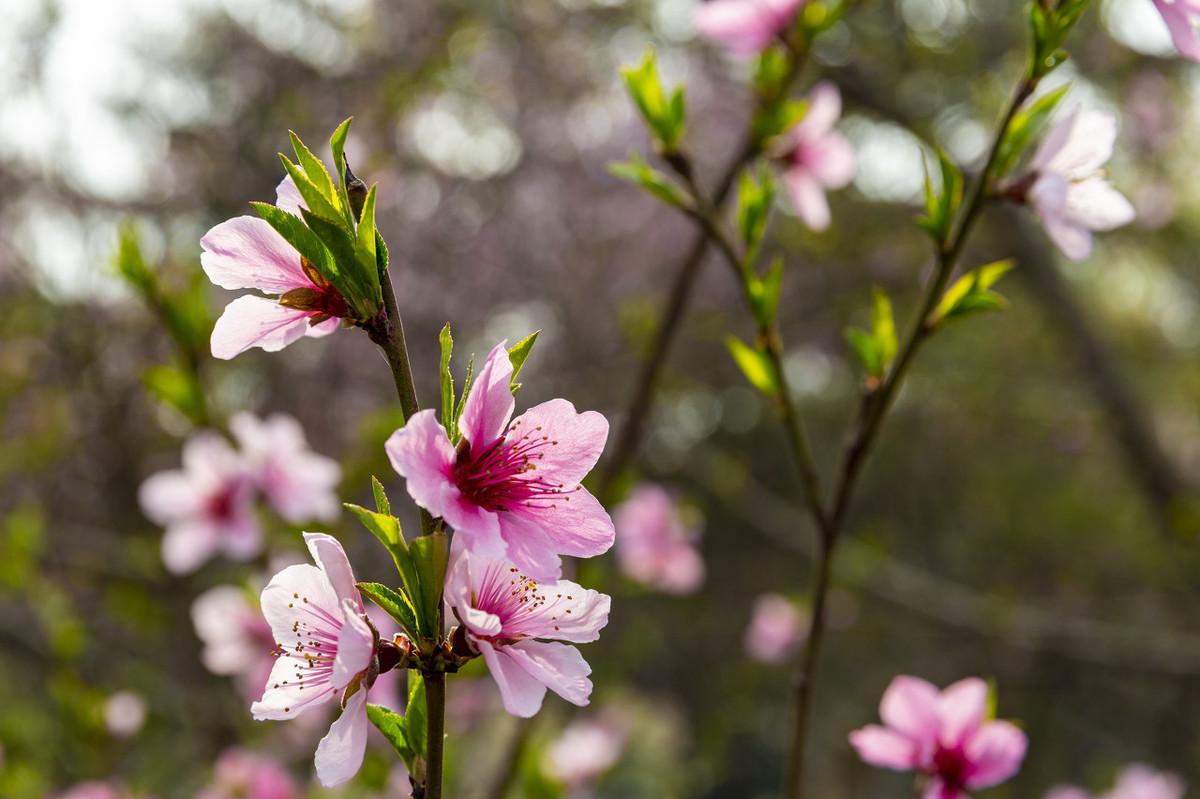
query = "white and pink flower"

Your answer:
(252, 532), (377, 787)
(139, 432), (259, 575)
(444, 546), (611, 717)
(544, 713), (628, 791)
(779, 82), (856, 231)
(613, 484), (704, 595)
(197, 748), (299, 799)
(695, 0), (806, 56)
(1045, 764), (1185, 799)
(850, 676), (1027, 799)
(1020, 107), (1135, 260)
(202, 176), (349, 360)
(386, 342), (614, 582)
(231, 412), (341, 523)
(744, 592), (807, 663)
(192, 584), (277, 700)
(1151, 0), (1200, 61)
